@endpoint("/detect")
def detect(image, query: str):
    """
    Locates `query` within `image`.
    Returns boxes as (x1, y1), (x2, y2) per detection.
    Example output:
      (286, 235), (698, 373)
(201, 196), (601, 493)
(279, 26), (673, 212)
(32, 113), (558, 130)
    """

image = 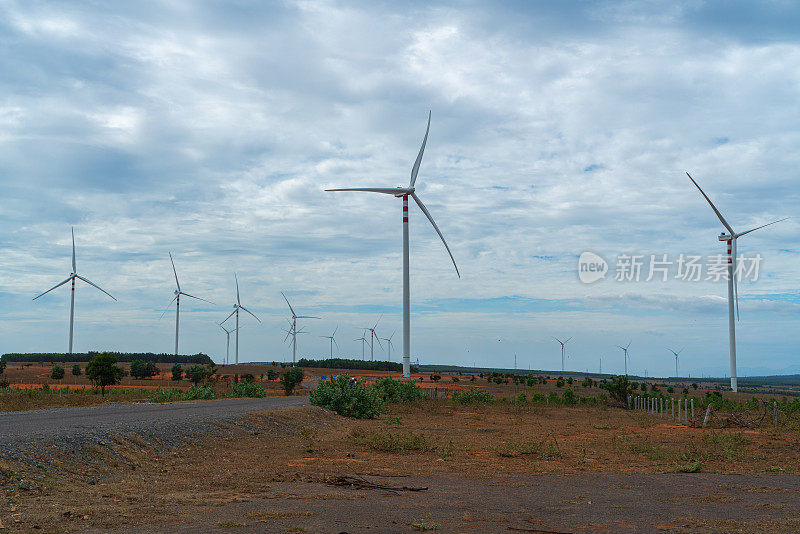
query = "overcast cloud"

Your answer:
(1, 0), (798, 377)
